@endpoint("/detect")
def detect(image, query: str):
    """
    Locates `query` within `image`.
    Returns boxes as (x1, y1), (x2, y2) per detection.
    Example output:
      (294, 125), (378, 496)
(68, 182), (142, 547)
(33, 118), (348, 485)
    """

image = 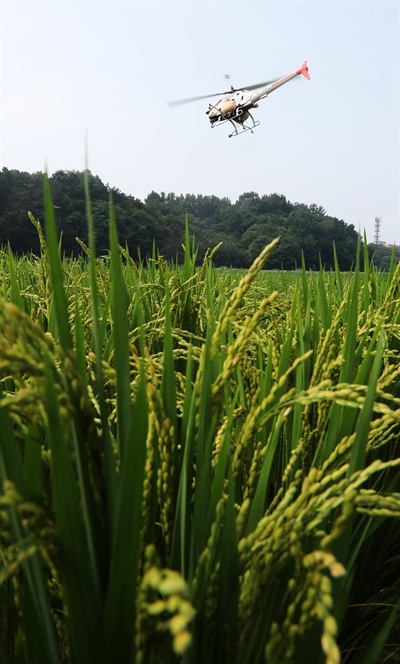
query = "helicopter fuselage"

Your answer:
(207, 89), (261, 123)
(206, 61), (310, 129)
